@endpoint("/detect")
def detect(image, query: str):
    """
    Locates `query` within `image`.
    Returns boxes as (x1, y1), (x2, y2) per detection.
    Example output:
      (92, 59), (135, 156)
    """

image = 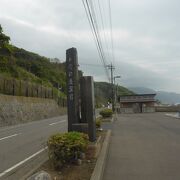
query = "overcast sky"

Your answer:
(0, 0), (180, 93)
